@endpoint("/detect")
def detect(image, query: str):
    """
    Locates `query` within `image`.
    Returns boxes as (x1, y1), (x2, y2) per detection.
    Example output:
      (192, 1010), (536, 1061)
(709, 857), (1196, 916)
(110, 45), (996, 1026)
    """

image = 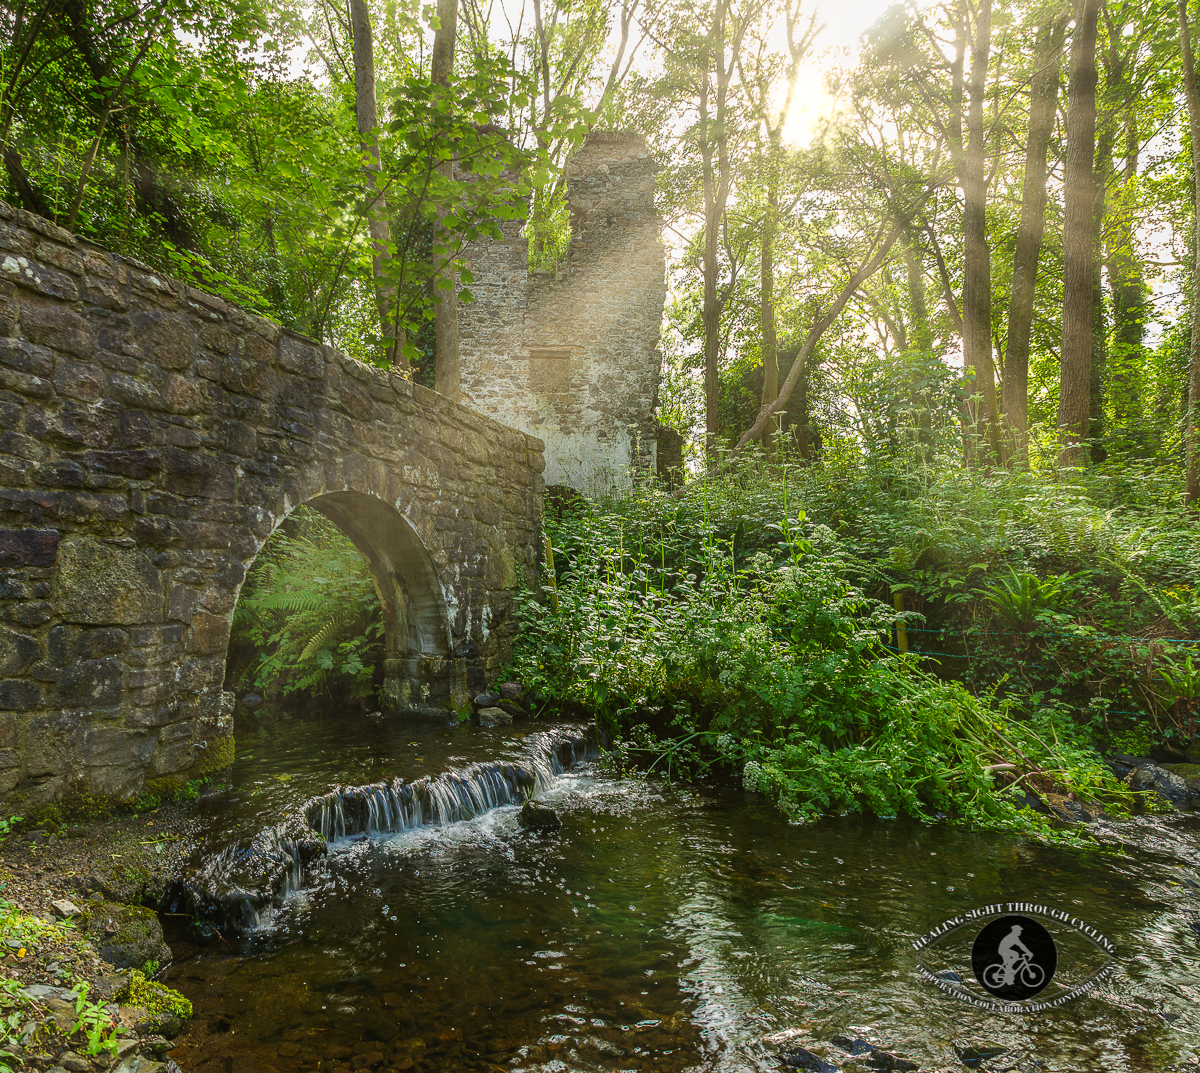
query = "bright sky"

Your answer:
(780, 0), (899, 147)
